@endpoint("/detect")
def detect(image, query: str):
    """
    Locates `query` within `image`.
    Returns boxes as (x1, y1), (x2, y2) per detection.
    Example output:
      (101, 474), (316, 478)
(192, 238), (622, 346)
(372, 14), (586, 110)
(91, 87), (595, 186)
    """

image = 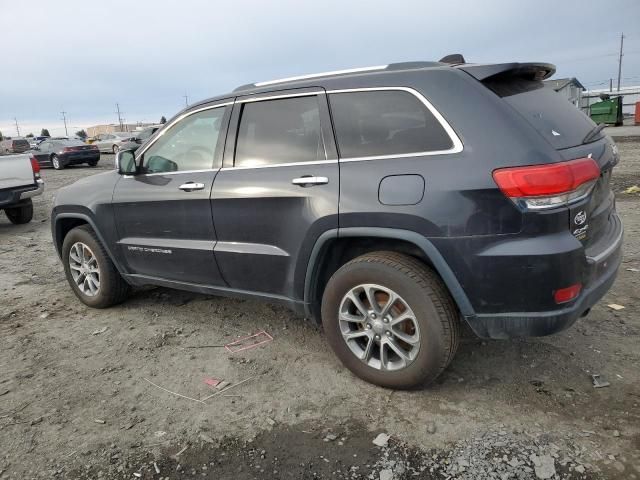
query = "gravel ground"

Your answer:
(0, 147), (639, 480)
